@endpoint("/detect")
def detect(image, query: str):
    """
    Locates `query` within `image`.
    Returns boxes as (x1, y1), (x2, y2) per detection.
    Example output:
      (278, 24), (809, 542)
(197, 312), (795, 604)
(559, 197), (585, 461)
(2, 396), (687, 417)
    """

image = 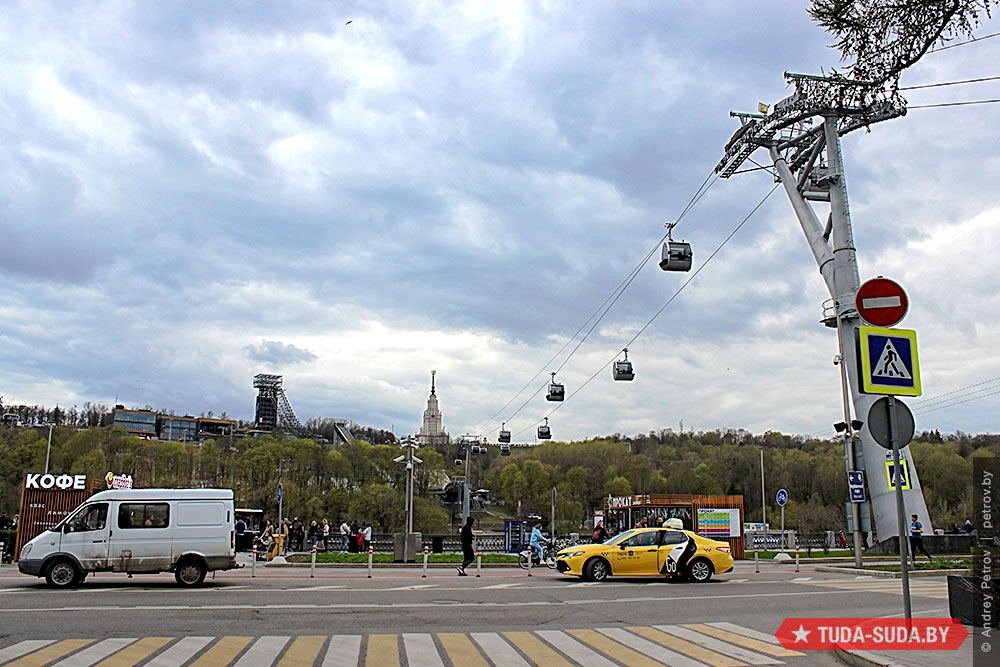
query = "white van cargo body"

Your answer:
(18, 488), (238, 588)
